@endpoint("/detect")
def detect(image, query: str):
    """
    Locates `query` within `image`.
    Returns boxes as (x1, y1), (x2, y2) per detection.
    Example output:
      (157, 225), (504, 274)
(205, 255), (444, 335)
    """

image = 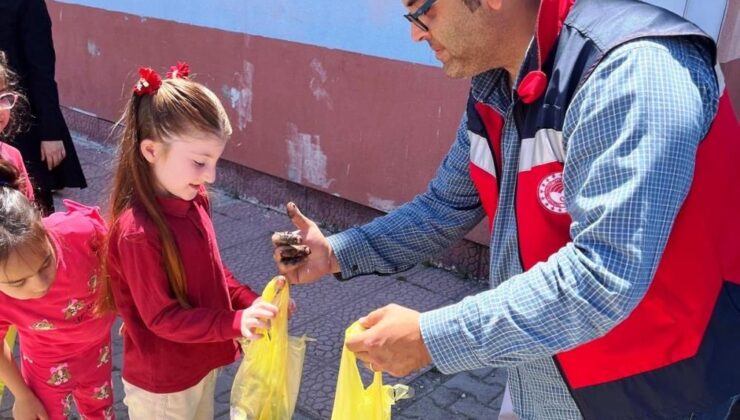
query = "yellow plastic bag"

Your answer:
(331, 322), (412, 420)
(0, 326), (17, 405)
(230, 277), (308, 420)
